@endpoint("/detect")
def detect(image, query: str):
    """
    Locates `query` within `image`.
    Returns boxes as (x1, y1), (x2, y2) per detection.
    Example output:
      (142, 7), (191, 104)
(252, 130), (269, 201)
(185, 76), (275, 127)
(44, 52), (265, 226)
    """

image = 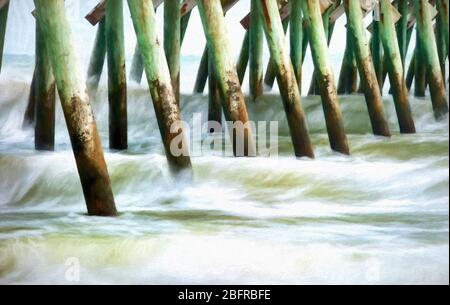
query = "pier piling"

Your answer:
(34, 0), (117, 216)
(249, 0), (264, 102)
(379, 0), (416, 133)
(414, 0), (449, 119)
(106, 0), (127, 150)
(344, 0), (391, 137)
(302, 0), (349, 155)
(0, 0), (9, 73)
(87, 19), (106, 94)
(290, 0), (303, 92)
